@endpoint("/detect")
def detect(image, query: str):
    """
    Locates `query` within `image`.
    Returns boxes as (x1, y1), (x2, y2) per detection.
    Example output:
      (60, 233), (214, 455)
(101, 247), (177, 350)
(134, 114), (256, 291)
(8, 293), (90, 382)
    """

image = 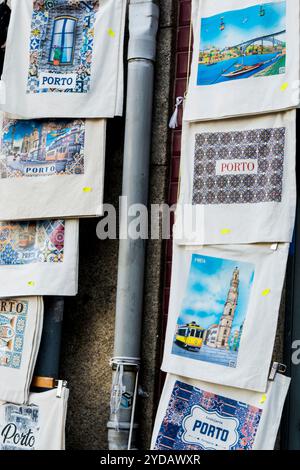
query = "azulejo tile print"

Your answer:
(0, 118), (85, 178)
(198, 1), (286, 86)
(0, 300), (28, 370)
(172, 255), (254, 368)
(193, 127), (285, 205)
(0, 403), (39, 450)
(27, 0), (100, 94)
(154, 380), (262, 451)
(0, 220), (65, 265)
